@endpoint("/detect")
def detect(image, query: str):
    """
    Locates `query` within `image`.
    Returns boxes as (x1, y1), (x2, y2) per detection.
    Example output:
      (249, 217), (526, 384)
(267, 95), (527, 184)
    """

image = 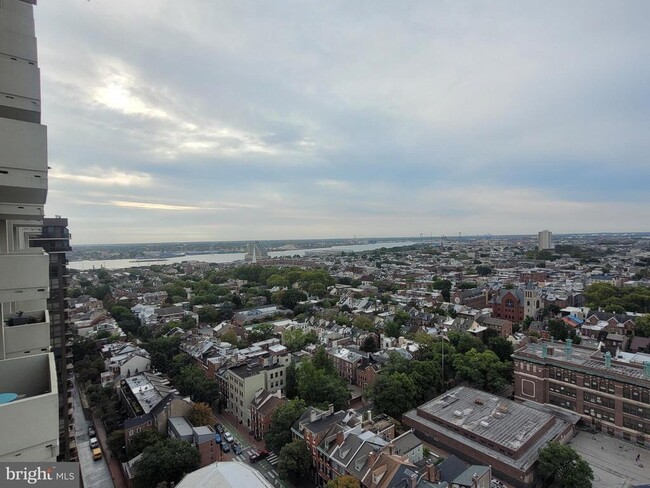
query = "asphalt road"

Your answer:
(72, 378), (113, 488)
(216, 413), (287, 488)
